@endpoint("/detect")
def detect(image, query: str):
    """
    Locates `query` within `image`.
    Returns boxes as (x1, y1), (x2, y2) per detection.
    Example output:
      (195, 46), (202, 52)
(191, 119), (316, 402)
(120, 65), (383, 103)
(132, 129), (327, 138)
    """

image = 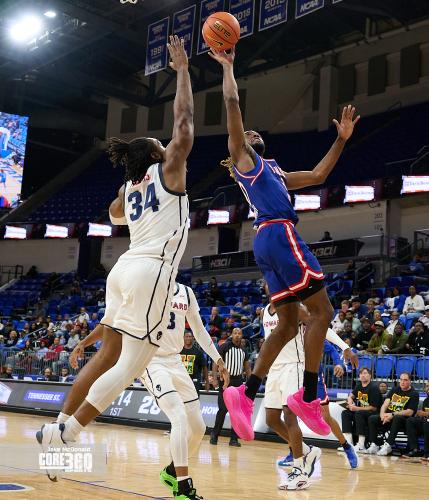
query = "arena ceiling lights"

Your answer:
(9, 15), (43, 43)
